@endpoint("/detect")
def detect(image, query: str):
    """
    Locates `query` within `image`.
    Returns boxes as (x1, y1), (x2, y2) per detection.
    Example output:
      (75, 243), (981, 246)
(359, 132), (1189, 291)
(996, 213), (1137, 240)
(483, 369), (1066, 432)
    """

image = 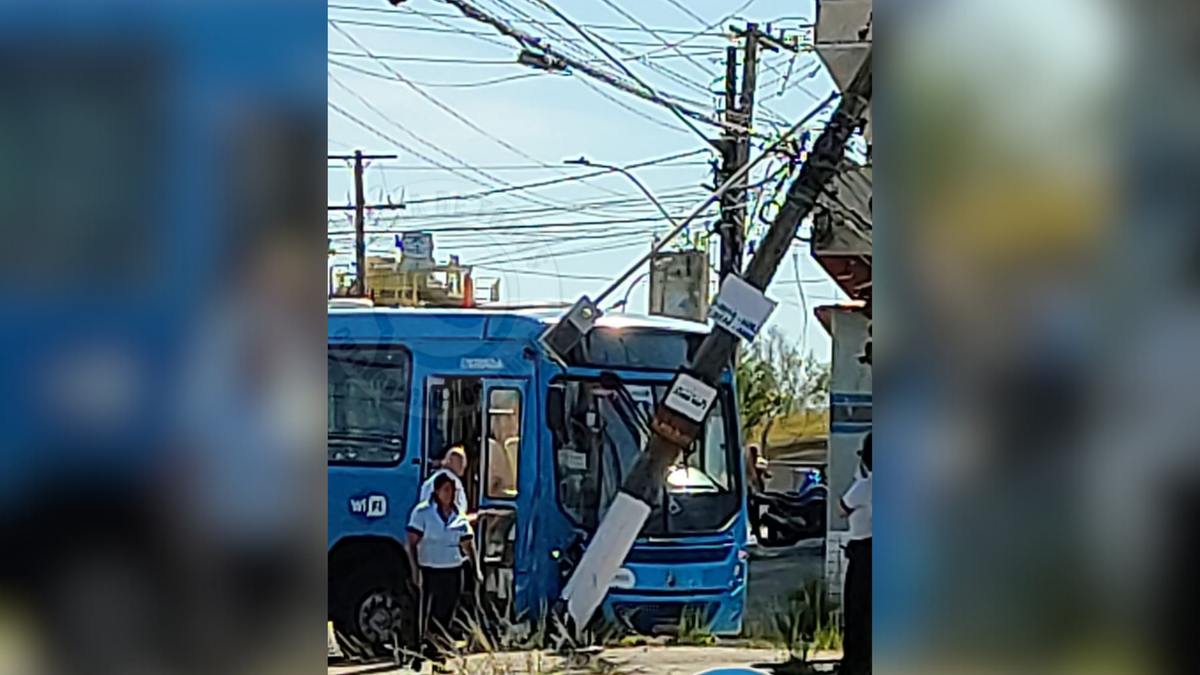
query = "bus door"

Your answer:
(477, 378), (528, 606)
(423, 376), (484, 503)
